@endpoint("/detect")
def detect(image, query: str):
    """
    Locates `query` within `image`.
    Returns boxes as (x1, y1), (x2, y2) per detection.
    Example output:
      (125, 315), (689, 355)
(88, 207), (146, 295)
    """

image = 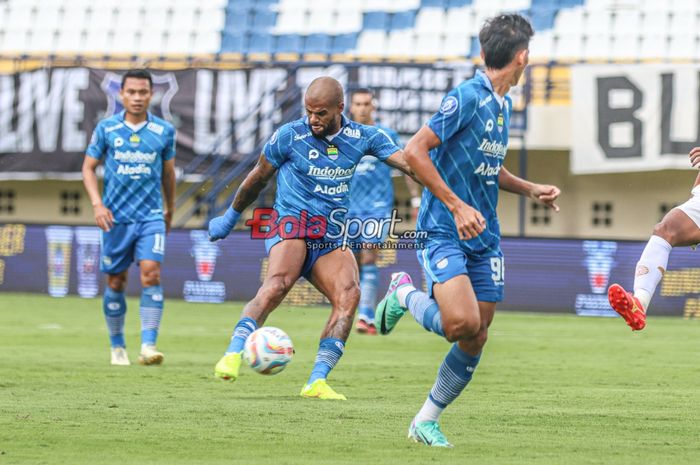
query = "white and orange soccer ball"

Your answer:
(243, 327), (294, 375)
